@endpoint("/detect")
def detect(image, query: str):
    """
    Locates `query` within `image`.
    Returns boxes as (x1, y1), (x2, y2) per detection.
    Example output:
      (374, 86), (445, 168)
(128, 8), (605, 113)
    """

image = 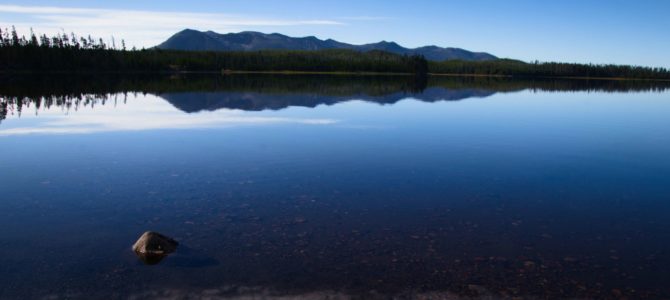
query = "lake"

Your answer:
(1, 74), (669, 299)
